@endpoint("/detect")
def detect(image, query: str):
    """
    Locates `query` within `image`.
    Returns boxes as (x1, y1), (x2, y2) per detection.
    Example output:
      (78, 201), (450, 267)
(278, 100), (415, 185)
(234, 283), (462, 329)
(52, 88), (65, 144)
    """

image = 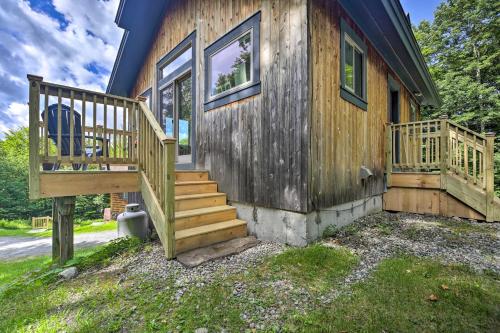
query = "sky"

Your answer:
(0, 0), (122, 137)
(0, 0), (441, 138)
